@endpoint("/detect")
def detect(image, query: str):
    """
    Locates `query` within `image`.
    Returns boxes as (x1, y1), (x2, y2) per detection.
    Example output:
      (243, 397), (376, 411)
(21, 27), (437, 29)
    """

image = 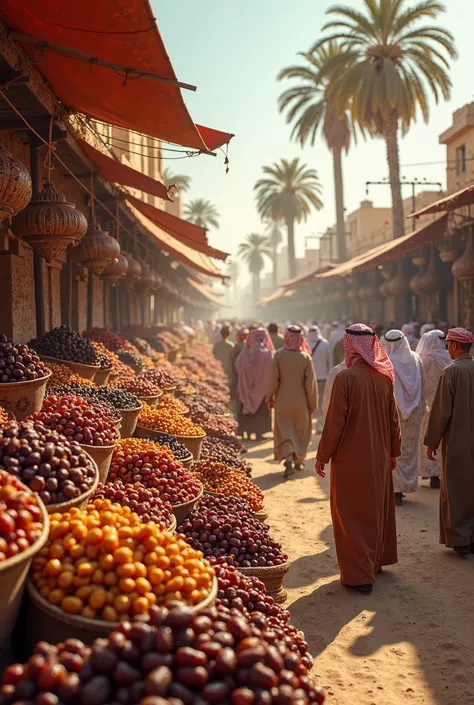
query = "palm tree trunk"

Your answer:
(252, 274), (258, 304)
(272, 241), (278, 290)
(385, 112), (405, 240)
(286, 216), (297, 279)
(332, 145), (346, 262)
(255, 272), (261, 303)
